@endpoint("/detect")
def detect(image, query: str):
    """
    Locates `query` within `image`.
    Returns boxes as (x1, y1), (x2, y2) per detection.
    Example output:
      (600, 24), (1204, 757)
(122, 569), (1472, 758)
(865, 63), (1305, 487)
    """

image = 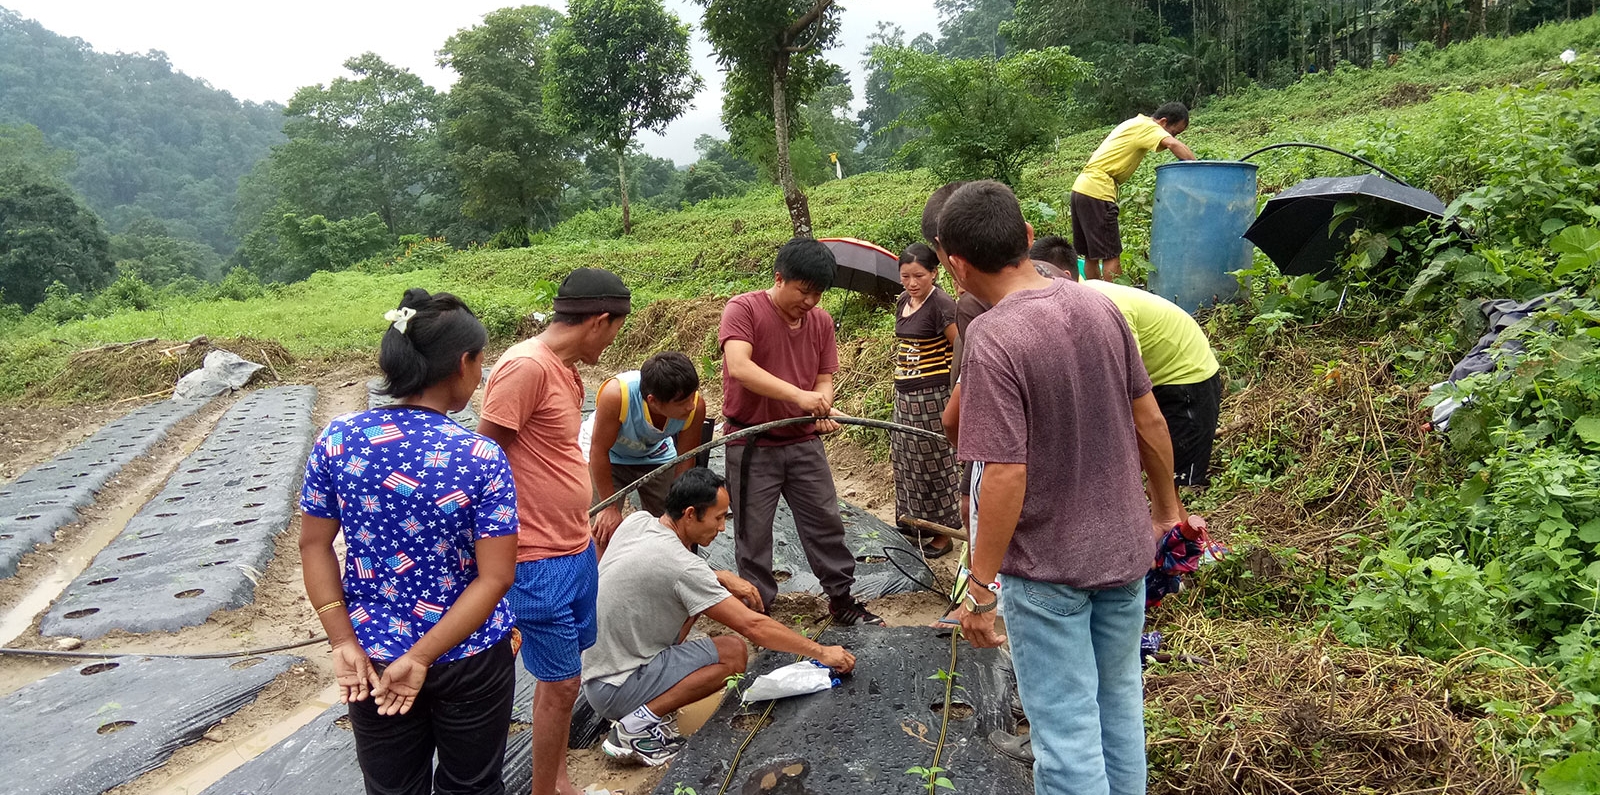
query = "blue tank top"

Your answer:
(605, 371), (687, 466)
